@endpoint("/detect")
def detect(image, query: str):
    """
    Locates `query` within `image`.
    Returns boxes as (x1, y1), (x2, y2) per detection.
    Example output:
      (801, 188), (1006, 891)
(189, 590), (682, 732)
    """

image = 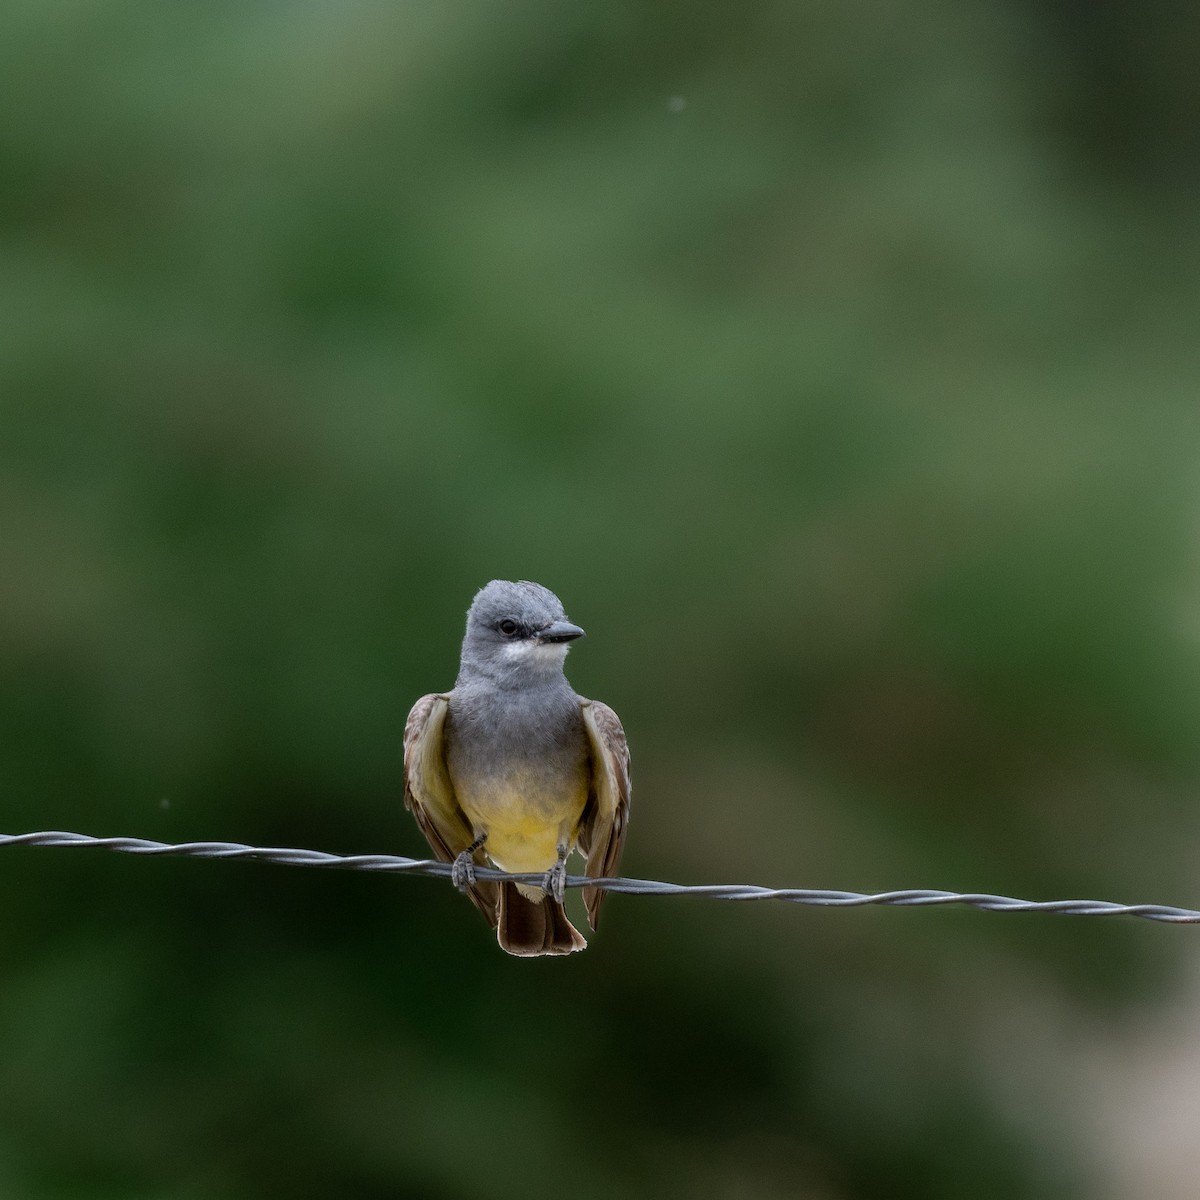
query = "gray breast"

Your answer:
(445, 682), (588, 814)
